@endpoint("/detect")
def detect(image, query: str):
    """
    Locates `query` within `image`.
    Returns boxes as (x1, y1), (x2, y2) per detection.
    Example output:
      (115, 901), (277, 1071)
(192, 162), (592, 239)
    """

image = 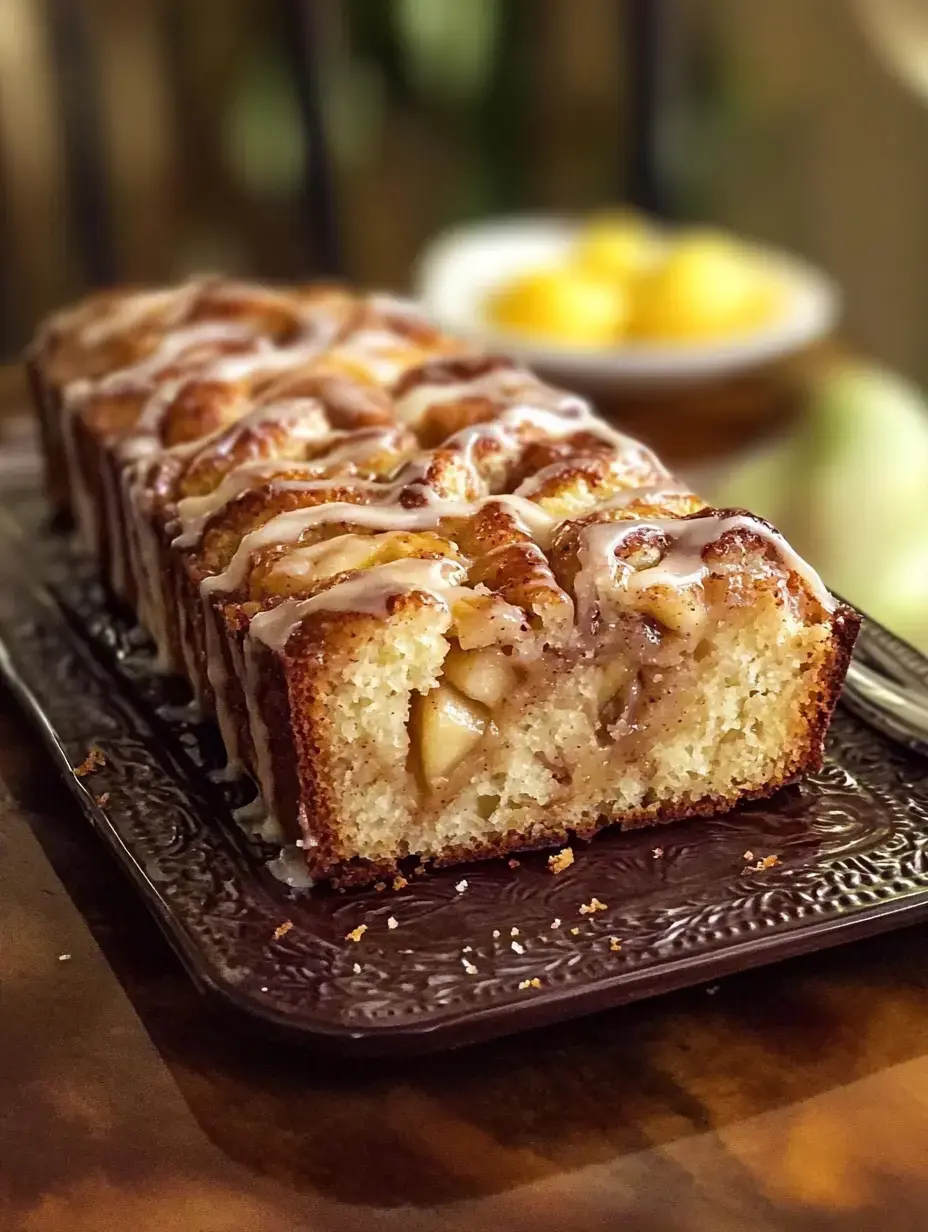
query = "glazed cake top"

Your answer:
(39, 277), (837, 656)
